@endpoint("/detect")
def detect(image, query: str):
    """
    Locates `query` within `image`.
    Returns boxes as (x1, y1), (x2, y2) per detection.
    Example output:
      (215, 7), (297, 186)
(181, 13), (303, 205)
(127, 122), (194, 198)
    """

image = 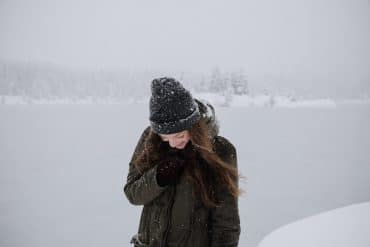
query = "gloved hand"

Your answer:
(156, 155), (186, 187)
